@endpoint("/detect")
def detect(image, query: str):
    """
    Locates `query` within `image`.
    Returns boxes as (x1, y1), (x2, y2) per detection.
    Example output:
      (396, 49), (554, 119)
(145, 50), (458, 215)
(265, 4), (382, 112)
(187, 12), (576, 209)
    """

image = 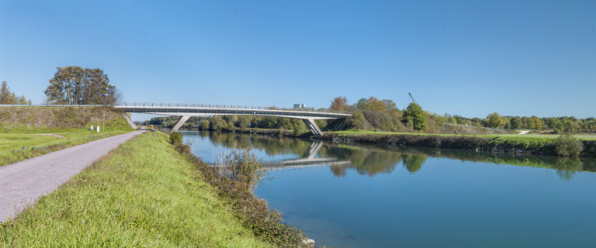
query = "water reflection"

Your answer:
(182, 131), (596, 248)
(555, 157), (583, 181)
(183, 131), (596, 181)
(264, 140), (351, 171)
(402, 154), (427, 173)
